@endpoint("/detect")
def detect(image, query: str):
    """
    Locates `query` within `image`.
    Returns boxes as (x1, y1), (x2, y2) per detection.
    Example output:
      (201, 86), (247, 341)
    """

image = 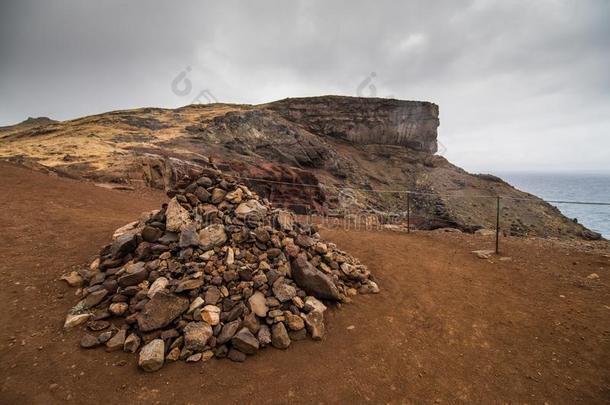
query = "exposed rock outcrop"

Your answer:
(267, 96), (439, 153)
(0, 96), (598, 239)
